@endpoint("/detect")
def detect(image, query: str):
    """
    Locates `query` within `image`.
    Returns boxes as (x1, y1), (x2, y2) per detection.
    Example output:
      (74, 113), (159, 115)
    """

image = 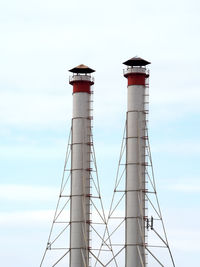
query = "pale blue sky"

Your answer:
(0, 0), (200, 266)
